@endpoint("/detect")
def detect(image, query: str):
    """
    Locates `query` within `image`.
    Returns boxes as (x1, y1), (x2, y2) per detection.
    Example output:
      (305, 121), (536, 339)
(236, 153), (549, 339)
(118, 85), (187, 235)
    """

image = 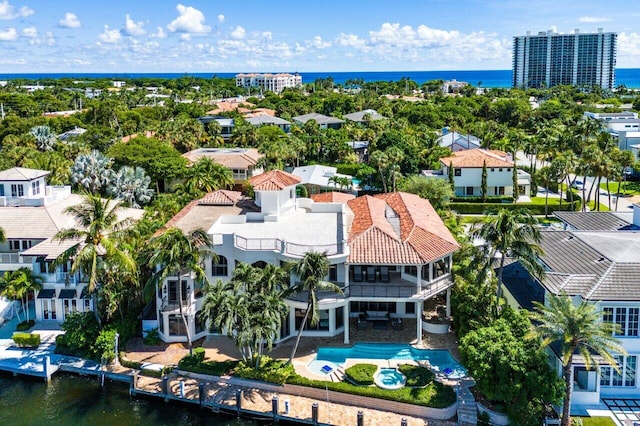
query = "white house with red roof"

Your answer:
(149, 169), (460, 346)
